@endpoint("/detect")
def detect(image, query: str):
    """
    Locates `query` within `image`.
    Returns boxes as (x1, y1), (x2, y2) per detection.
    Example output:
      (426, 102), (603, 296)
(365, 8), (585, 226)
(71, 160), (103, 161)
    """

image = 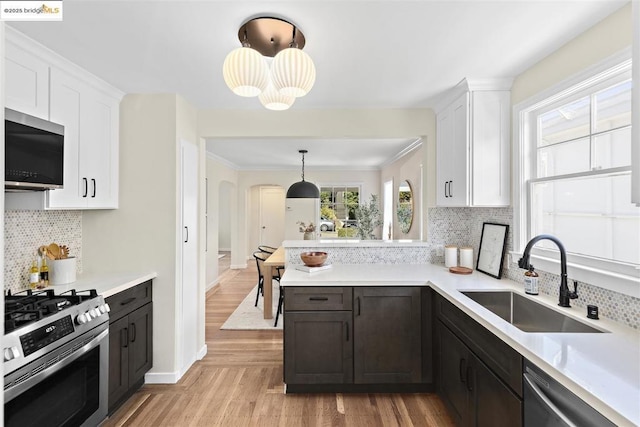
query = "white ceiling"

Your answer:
(8, 0), (627, 169)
